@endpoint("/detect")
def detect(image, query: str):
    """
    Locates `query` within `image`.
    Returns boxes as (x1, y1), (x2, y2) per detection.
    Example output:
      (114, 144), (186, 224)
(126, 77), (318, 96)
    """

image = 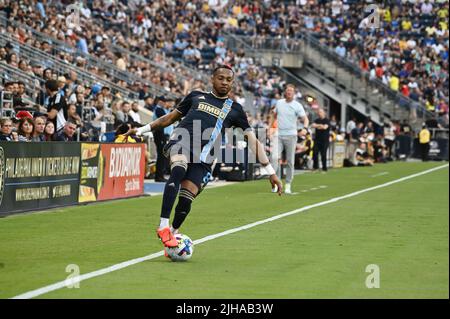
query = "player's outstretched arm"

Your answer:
(245, 130), (283, 196)
(127, 109), (183, 136)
